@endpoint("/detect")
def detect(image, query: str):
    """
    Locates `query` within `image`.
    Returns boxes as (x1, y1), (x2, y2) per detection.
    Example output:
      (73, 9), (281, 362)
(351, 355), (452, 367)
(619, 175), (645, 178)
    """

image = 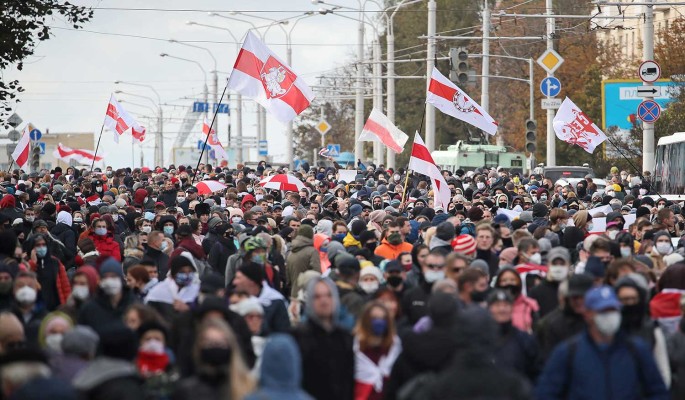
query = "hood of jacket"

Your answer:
(72, 357), (138, 391)
(259, 334), (303, 390)
(290, 235), (314, 253)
